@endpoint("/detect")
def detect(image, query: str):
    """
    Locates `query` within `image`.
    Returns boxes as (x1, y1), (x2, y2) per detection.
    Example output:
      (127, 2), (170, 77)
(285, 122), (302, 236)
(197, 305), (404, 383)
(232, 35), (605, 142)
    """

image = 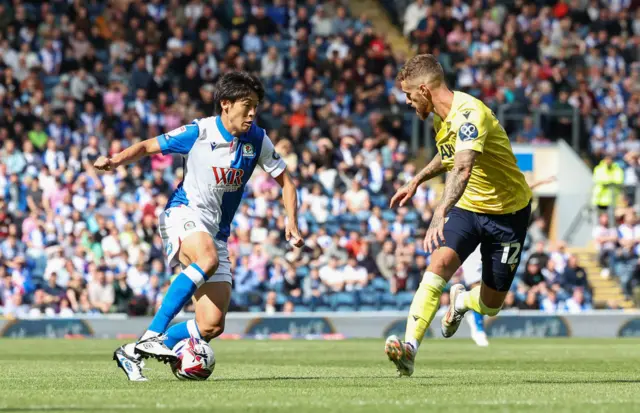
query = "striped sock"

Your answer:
(147, 264), (207, 334)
